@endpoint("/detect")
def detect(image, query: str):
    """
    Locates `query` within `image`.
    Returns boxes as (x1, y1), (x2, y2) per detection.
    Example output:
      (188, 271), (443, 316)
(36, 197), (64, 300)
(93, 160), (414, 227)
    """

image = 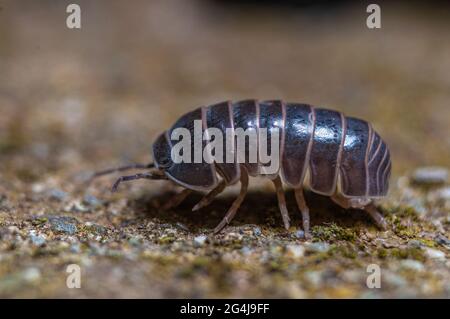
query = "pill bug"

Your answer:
(91, 99), (391, 237)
